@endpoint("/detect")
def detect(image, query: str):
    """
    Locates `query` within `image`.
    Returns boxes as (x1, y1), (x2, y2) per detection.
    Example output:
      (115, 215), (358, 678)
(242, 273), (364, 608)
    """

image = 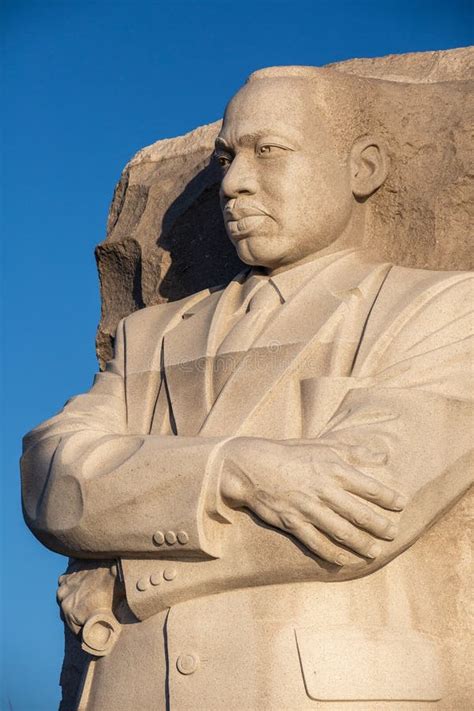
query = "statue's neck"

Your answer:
(267, 202), (379, 276)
